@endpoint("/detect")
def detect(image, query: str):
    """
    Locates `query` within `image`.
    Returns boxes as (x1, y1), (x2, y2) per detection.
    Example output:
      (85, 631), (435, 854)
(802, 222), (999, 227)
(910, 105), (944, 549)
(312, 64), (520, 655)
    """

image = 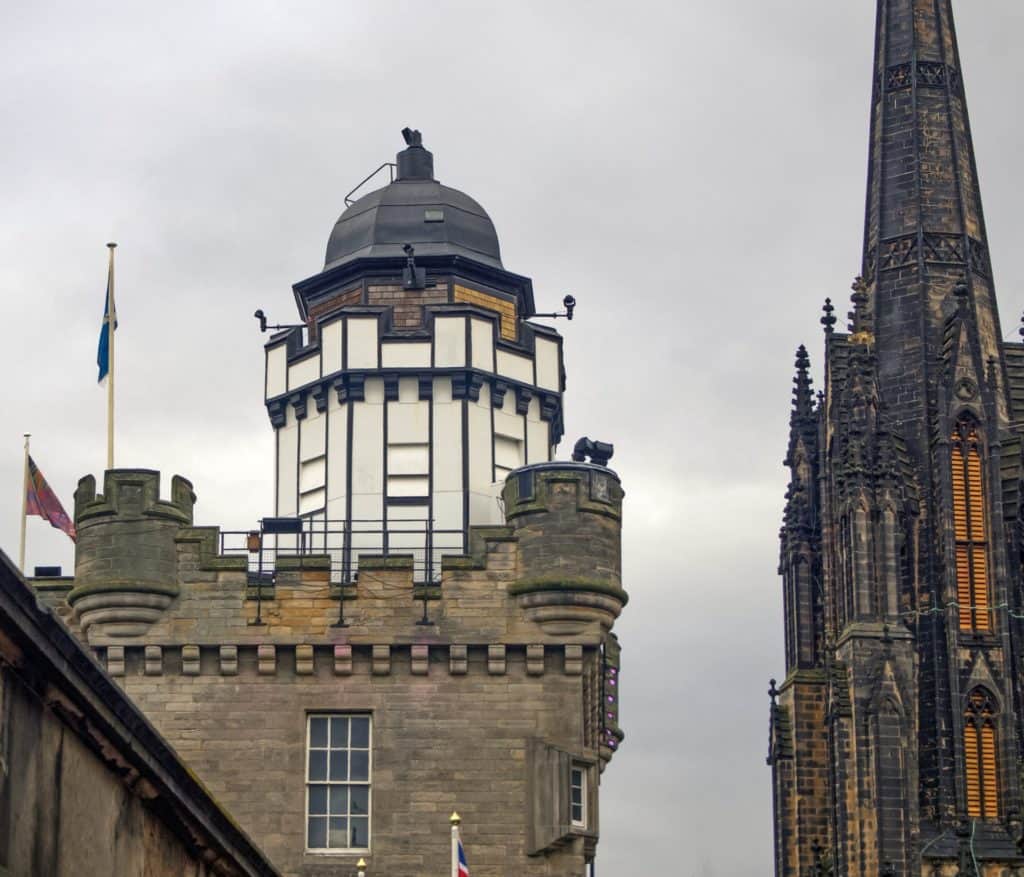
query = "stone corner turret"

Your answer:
(502, 461), (626, 635)
(69, 469), (196, 639)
